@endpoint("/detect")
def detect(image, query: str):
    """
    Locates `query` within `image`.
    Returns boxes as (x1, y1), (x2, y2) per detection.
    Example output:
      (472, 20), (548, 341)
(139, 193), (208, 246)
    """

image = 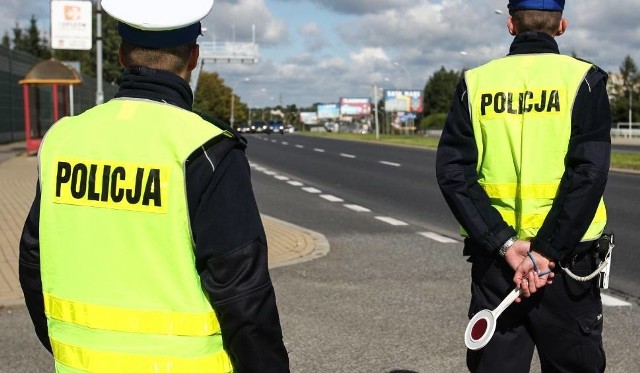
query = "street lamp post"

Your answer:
(629, 84), (634, 138)
(96, 2), (104, 105)
(230, 77), (250, 129)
